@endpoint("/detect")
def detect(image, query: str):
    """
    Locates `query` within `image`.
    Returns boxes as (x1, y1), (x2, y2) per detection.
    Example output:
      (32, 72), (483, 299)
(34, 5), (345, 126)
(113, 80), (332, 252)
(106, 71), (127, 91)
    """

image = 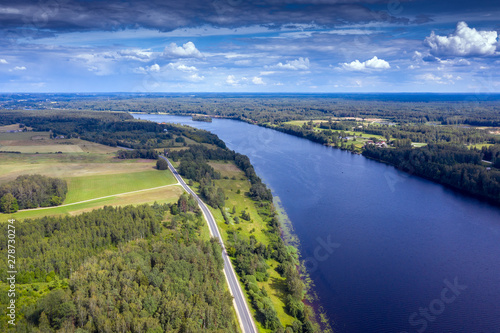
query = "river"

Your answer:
(134, 114), (500, 333)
